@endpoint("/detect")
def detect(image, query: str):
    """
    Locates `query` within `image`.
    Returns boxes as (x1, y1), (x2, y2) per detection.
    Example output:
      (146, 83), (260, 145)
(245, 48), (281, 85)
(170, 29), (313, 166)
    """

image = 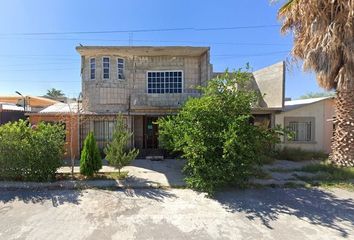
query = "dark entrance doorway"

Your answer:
(144, 116), (159, 149)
